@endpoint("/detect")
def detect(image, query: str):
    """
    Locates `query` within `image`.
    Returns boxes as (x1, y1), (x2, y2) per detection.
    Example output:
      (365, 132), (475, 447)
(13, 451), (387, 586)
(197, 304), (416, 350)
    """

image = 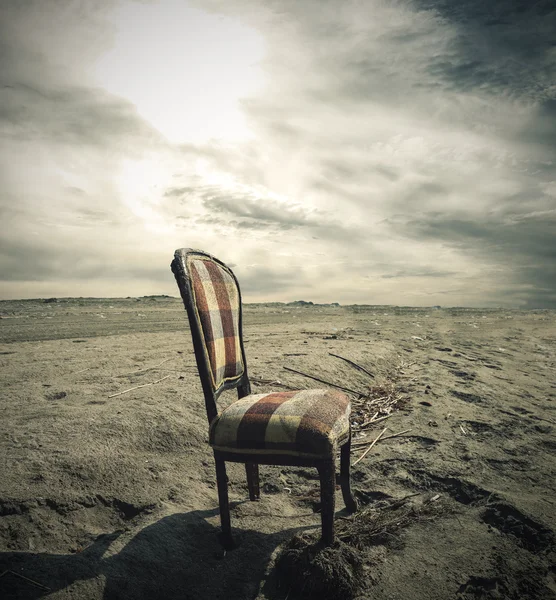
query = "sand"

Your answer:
(0, 298), (555, 599)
